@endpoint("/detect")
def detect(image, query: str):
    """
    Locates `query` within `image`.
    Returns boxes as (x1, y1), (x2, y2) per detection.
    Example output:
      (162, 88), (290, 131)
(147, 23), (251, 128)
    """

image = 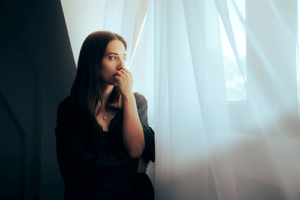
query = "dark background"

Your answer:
(0, 0), (76, 199)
